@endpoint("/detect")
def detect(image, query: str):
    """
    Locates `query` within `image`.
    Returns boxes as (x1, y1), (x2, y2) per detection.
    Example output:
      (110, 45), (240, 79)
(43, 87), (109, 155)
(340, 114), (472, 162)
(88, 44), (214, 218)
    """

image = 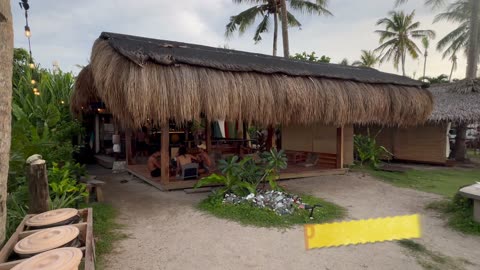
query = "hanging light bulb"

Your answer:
(24, 25), (31, 37)
(60, 100), (65, 104)
(33, 87), (38, 92)
(31, 79), (36, 85)
(29, 62), (35, 69)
